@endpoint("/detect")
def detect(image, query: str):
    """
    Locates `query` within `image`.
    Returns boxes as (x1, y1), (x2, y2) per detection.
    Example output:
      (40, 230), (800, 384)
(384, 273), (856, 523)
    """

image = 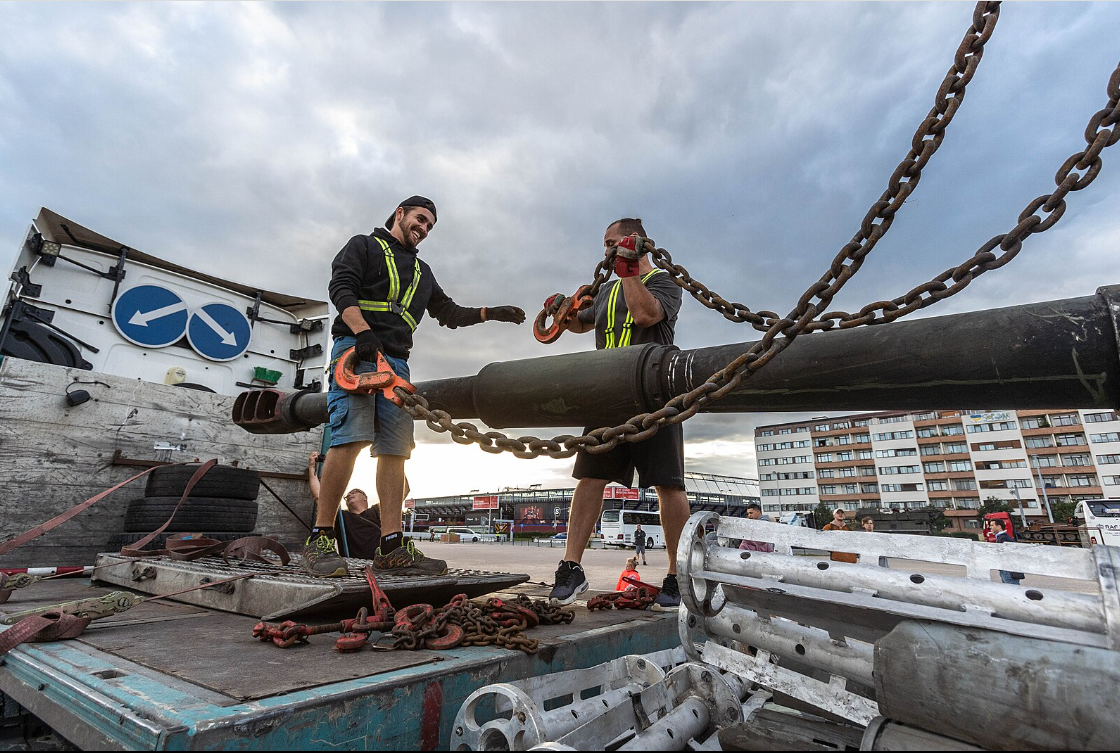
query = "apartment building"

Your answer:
(755, 408), (1120, 520)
